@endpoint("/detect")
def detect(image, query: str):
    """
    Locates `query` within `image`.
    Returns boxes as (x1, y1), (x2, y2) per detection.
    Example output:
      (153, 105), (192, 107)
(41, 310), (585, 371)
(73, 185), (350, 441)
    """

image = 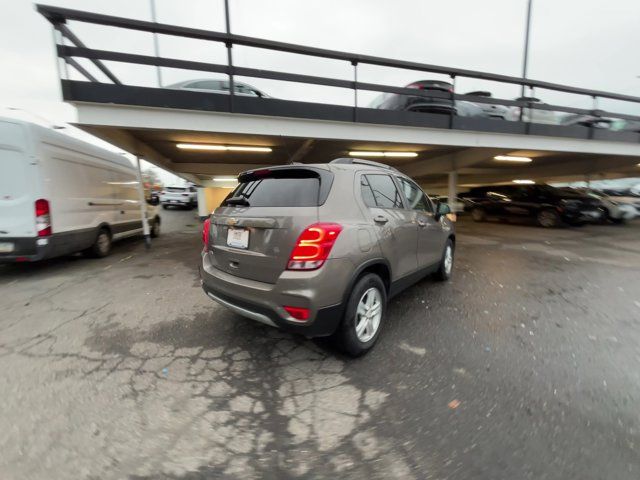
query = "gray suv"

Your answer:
(200, 158), (455, 356)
